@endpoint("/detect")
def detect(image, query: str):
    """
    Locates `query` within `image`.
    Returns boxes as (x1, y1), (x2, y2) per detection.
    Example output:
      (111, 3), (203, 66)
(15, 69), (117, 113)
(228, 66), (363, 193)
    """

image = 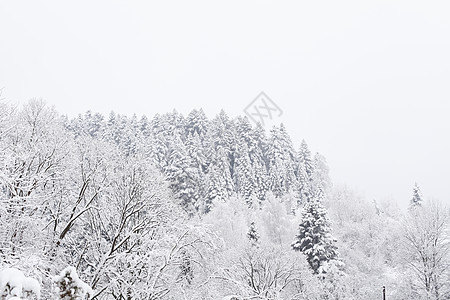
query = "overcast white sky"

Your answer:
(1, 1), (449, 207)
